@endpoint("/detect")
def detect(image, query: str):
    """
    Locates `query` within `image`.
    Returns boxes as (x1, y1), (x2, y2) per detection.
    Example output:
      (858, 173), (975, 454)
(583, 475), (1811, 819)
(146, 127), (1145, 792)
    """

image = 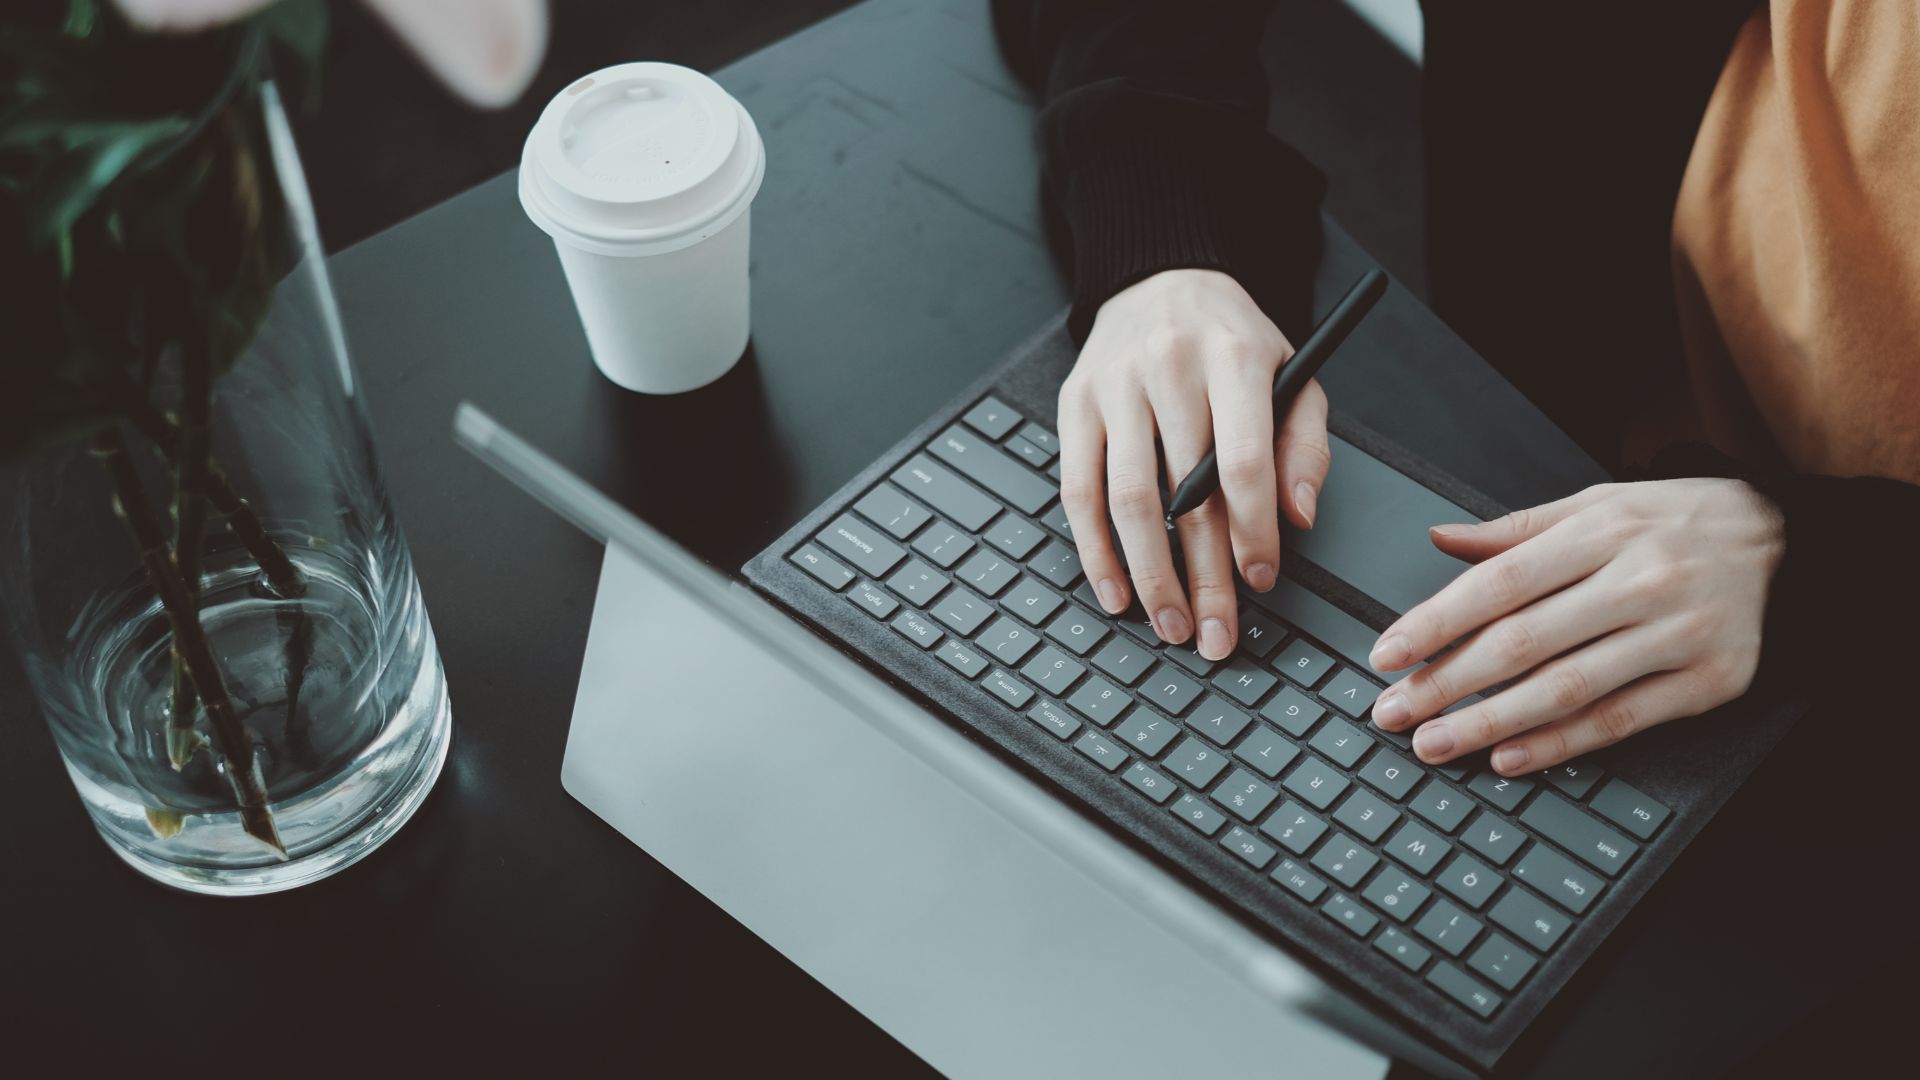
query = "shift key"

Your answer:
(891, 454), (1000, 531)
(928, 426), (1055, 514)
(817, 514), (908, 578)
(1520, 793), (1638, 877)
